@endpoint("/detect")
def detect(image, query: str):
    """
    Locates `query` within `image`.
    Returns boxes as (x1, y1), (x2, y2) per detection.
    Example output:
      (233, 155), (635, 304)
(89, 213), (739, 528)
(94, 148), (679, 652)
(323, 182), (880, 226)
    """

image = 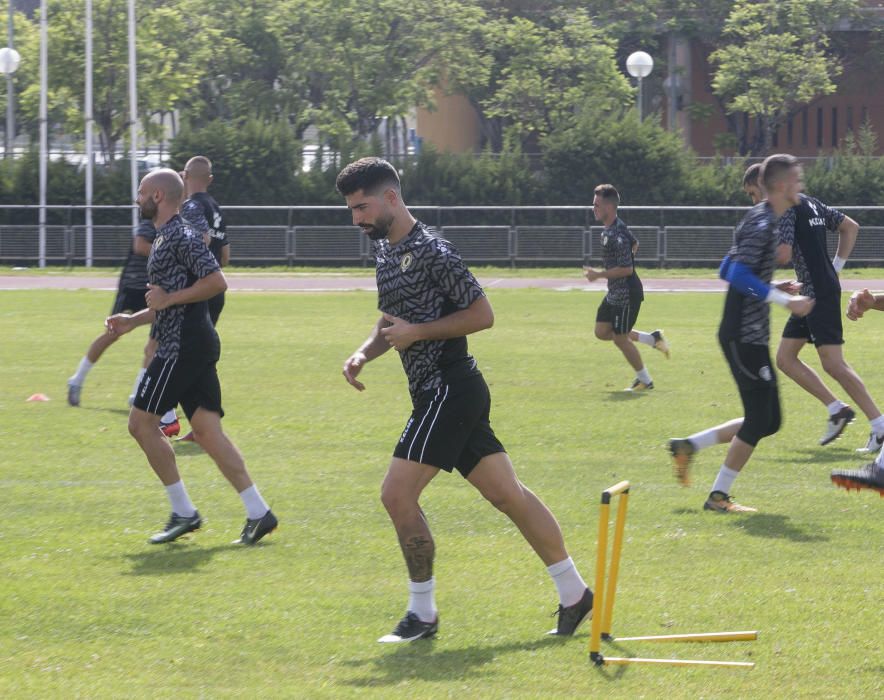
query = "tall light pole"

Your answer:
(0, 1), (20, 159)
(85, 0), (93, 266)
(127, 0), (137, 229)
(626, 51), (654, 123)
(38, 0), (47, 268)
